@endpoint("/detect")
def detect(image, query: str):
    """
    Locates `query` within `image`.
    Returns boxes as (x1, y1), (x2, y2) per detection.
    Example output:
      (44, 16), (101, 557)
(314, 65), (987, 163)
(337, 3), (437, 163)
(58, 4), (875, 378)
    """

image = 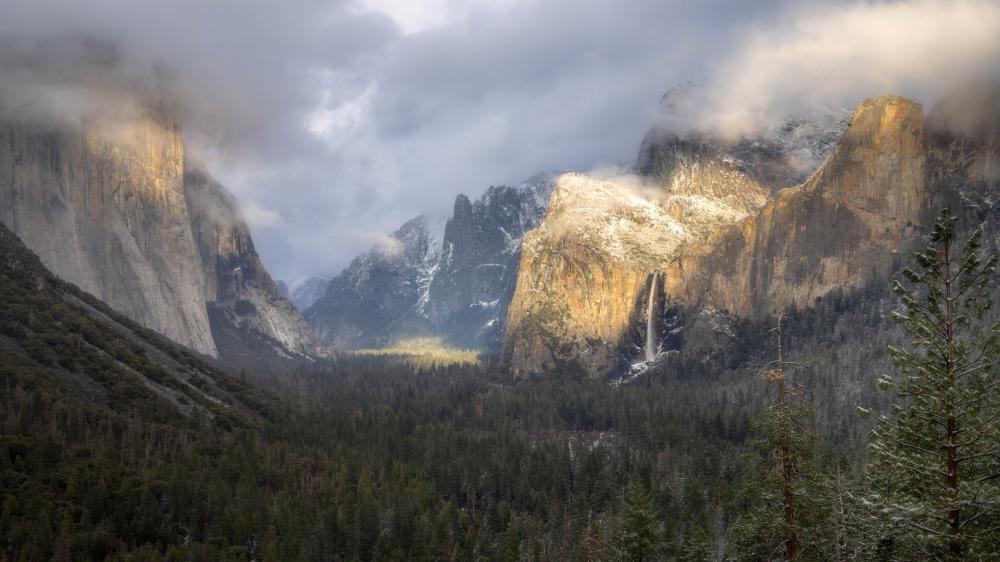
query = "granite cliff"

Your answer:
(305, 215), (438, 348)
(0, 109), (328, 364)
(503, 94), (996, 378)
(185, 166), (330, 362)
(0, 112), (218, 355)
